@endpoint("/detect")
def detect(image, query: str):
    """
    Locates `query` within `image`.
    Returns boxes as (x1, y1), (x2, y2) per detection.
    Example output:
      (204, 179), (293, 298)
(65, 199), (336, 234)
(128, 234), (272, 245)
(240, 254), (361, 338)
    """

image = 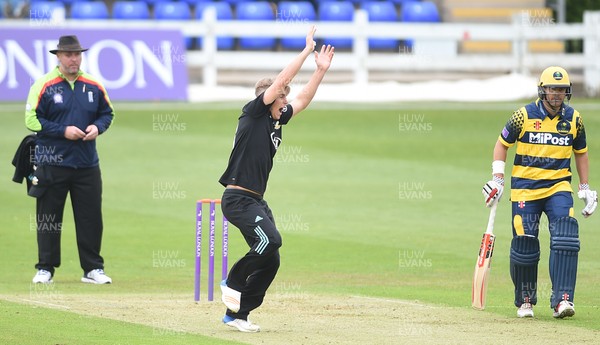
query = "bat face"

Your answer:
(472, 233), (496, 310)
